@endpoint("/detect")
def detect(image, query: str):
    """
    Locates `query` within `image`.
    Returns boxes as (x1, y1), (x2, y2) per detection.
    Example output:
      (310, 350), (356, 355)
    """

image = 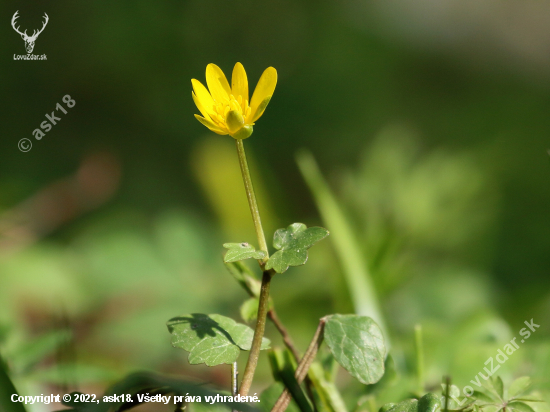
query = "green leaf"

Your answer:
(224, 260), (261, 298)
(0, 354), (27, 412)
(307, 362), (348, 412)
(508, 377), (531, 399)
(471, 391), (495, 403)
(382, 399), (418, 412)
(381, 394), (441, 412)
(265, 223), (329, 273)
(320, 352), (339, 383)
(260, 383), (301, 412)
(167, 314), (270, 366)
(441, 384), (465, 410)
(296, 151), (388, 340)
(419, 393), (440, 412)
(223, 243), (266, 263)
(441, 383), (461, 399)
(240, 297), (259, 323)
(380, 404), (397, 412)
(493, 376), (504, 399)
(268, 349), (313, 412)
(323, 314), (386, 385)
(362, 355), (398, 396)
(9, 329), (71, 374)
(240, 297), (273, 323)
(508, 403), (536, 412)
